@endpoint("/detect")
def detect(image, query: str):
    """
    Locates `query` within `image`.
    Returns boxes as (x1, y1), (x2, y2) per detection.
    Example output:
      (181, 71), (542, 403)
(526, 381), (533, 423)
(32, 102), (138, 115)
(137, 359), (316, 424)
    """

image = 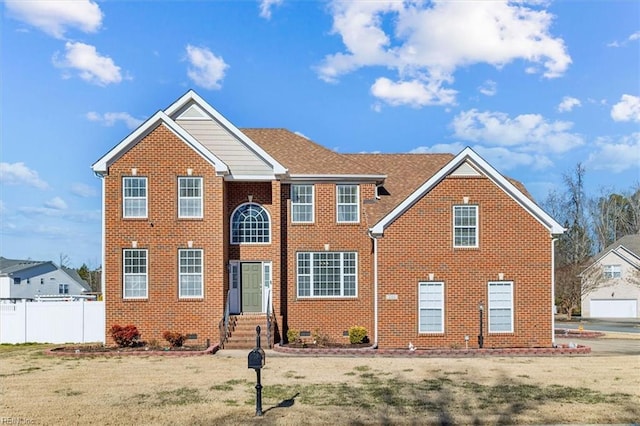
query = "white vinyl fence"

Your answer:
(0, 300), (105, 344)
